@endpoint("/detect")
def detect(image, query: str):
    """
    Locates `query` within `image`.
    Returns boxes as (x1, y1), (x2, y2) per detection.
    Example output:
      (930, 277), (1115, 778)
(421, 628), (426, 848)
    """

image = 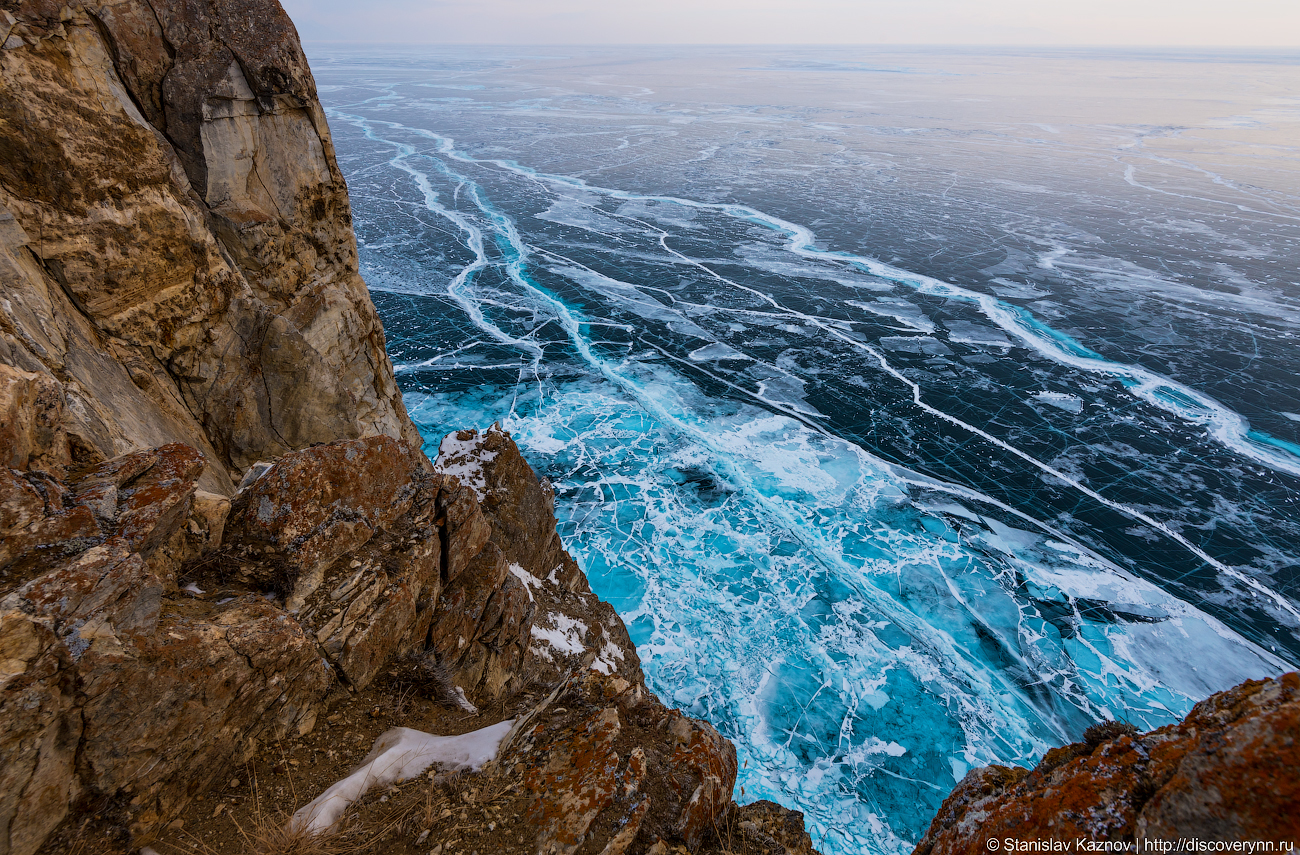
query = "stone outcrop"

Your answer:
(2, 406), (802, 853)
(914, 672), (1300, 854)
(1, 435), (331, 853)
(501, 669), (741, 855)
(0, 0), (419, 497)
(0, 1), (820, 852)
